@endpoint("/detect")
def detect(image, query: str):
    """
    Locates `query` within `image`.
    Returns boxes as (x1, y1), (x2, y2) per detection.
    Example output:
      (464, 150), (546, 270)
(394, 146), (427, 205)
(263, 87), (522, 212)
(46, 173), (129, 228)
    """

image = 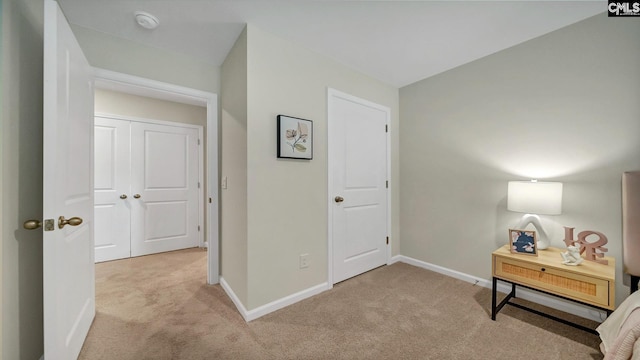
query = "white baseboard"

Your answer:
(390, 255), (606, 323)
(220, 277), (331, 322)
